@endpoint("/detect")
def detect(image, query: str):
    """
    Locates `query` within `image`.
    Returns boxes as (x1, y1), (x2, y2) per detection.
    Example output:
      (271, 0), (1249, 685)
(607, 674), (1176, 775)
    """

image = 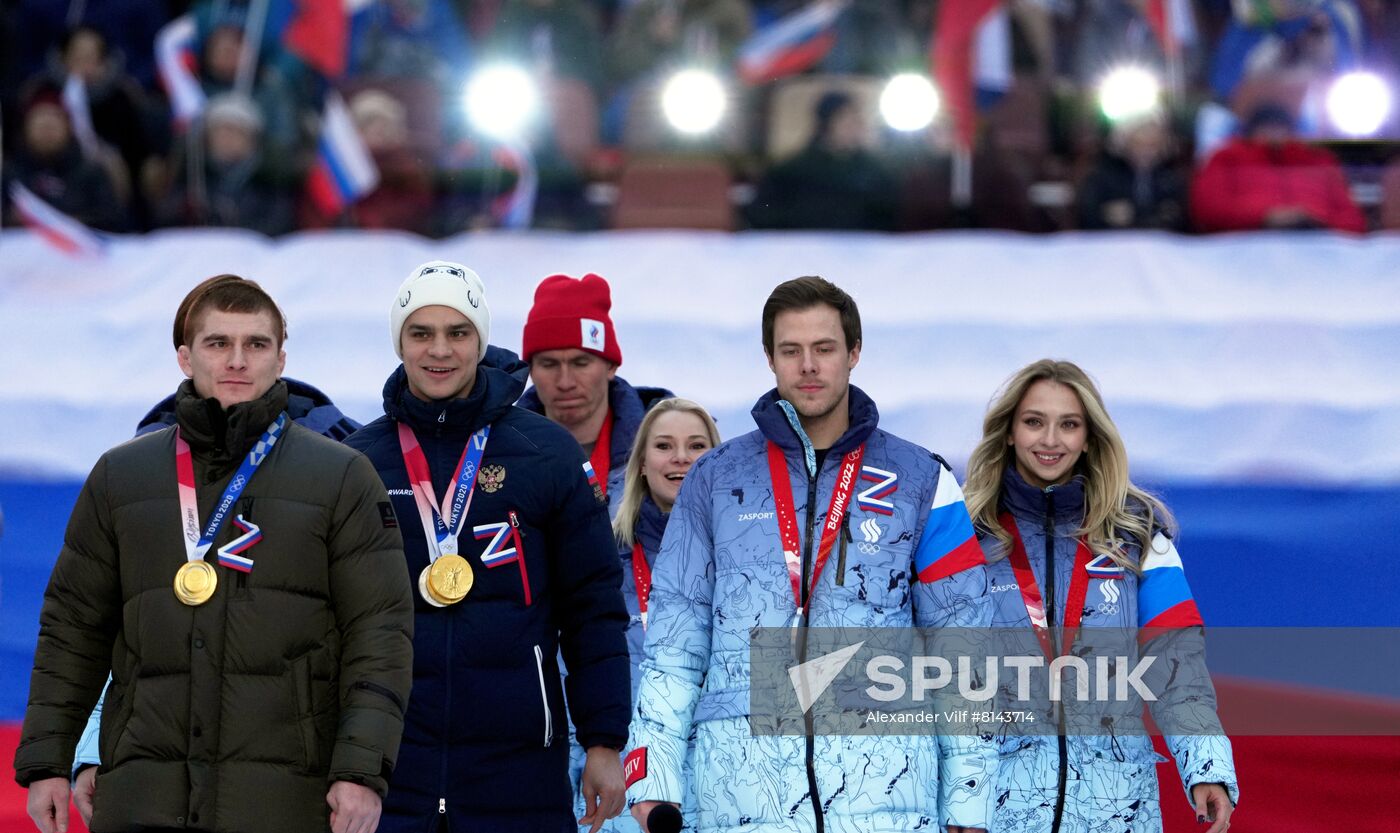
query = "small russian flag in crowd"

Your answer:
(8, 182), (107, 257)
(61, 75), (105, 160)
(913, 466), (985, 583)
(306, 90), (380, 216)
(274, 0), (349, 78)
(216, 515), (261, 573)
(1144, 0), (1197, 58)
(738, 0), (849, 84)
(1138, 532), (1204, 628)
(155, 14), (205, 128)
(583, 461), (600, 490)
(931, 0), (1009, 149)
(491, 141), (537, 230)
